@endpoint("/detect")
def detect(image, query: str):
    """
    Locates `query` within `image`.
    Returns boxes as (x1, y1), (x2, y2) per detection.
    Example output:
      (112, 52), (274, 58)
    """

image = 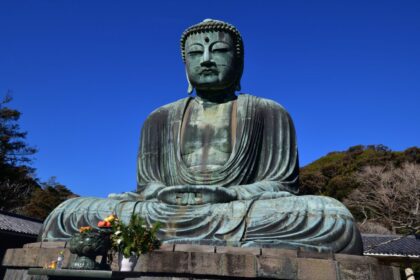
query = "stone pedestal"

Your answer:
(1, 242), (401, 280)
